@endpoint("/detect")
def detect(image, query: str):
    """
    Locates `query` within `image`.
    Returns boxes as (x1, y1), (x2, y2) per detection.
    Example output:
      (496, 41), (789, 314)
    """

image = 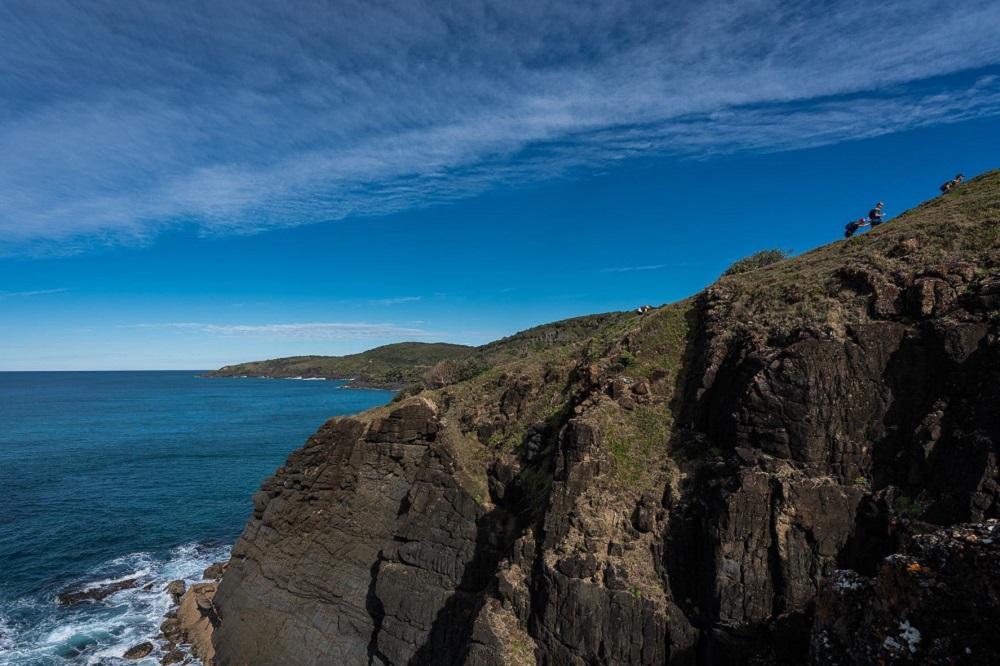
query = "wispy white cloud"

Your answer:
(541, 293), (591, 301)
(126, 321), (431, 340)
(2, 1), (1000, 254)
(371, 296), (422, 306)
(0, 287), (71, 299)
(600, 264), (668, 273)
